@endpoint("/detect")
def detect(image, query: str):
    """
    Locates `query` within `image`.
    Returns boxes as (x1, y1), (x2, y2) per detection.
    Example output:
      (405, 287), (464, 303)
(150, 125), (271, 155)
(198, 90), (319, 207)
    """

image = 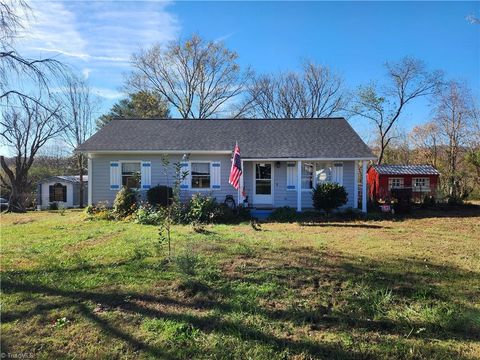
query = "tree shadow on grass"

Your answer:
(299, 223), (389, 229)
(217, 249), (480, 343)
(2, 249), (479, 359)
(373, 205), (480, 221)
(2, 279), (363, 359)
